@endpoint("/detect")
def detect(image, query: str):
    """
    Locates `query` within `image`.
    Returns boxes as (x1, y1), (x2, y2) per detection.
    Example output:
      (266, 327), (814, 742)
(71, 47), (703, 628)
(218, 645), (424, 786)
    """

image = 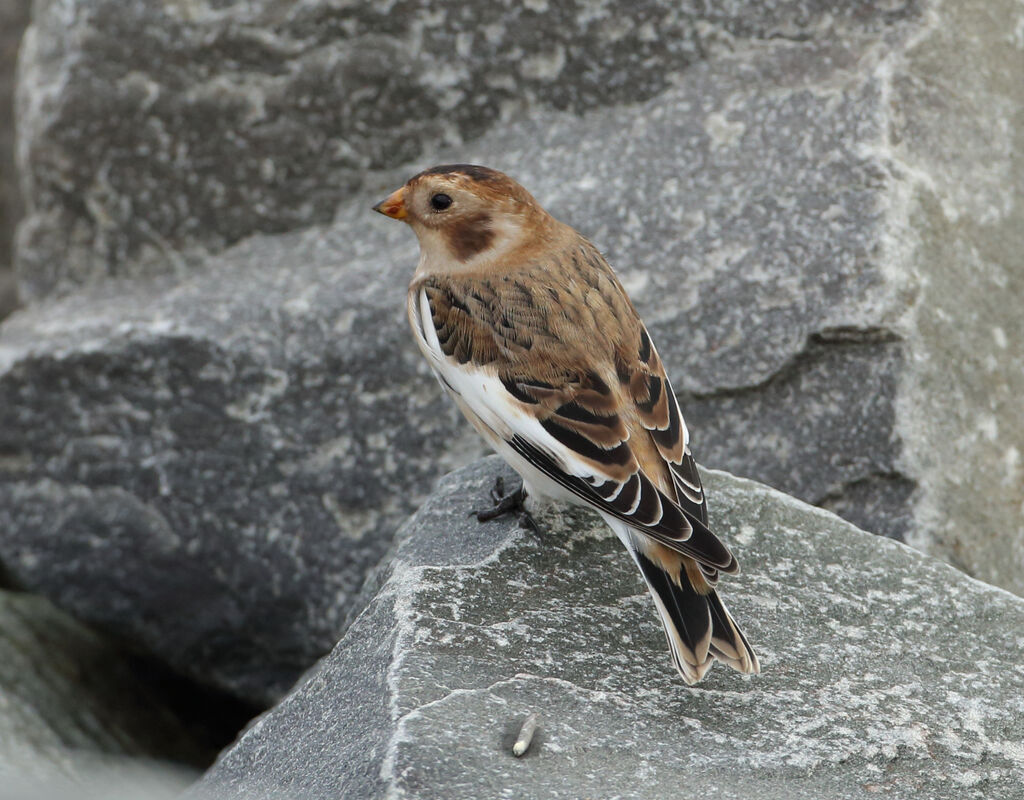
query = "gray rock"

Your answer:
(0, 588), (201, 788)
(0, 0), (29, 319)
(2, 0), (1021, 706)
(0, 214), (483, 703)
(0, 768), (191, 800)
(192, 457), (1024, 800)
(14, 0), (917, 299)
